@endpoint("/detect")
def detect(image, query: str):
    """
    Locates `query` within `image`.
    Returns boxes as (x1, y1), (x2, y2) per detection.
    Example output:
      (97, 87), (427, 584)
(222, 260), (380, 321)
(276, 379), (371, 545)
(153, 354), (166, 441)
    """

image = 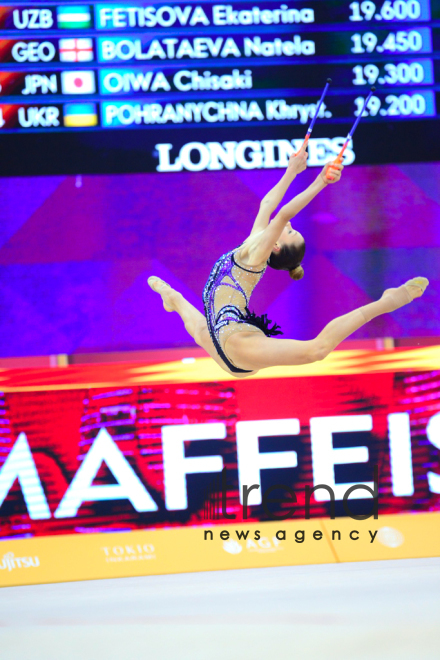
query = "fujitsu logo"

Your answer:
(0, 551), (40, 571)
